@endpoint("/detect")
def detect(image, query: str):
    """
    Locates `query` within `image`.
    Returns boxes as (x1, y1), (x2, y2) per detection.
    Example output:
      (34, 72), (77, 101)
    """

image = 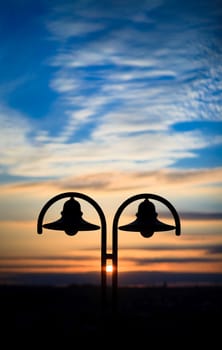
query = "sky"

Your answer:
(0, 0), (222, 288)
